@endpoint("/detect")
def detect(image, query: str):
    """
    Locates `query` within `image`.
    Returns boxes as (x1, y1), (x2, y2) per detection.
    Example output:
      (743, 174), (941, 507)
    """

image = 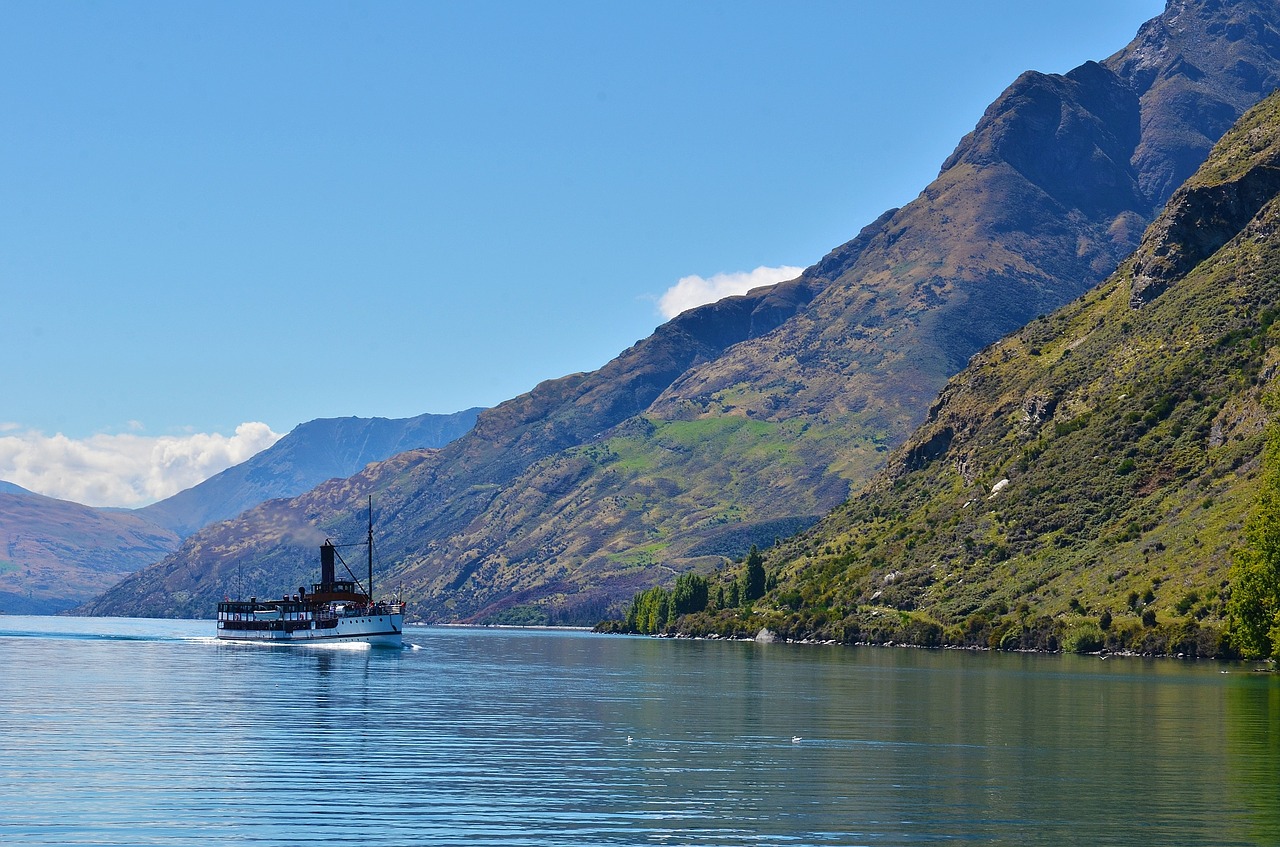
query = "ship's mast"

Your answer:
(367, 495), (374, 602)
